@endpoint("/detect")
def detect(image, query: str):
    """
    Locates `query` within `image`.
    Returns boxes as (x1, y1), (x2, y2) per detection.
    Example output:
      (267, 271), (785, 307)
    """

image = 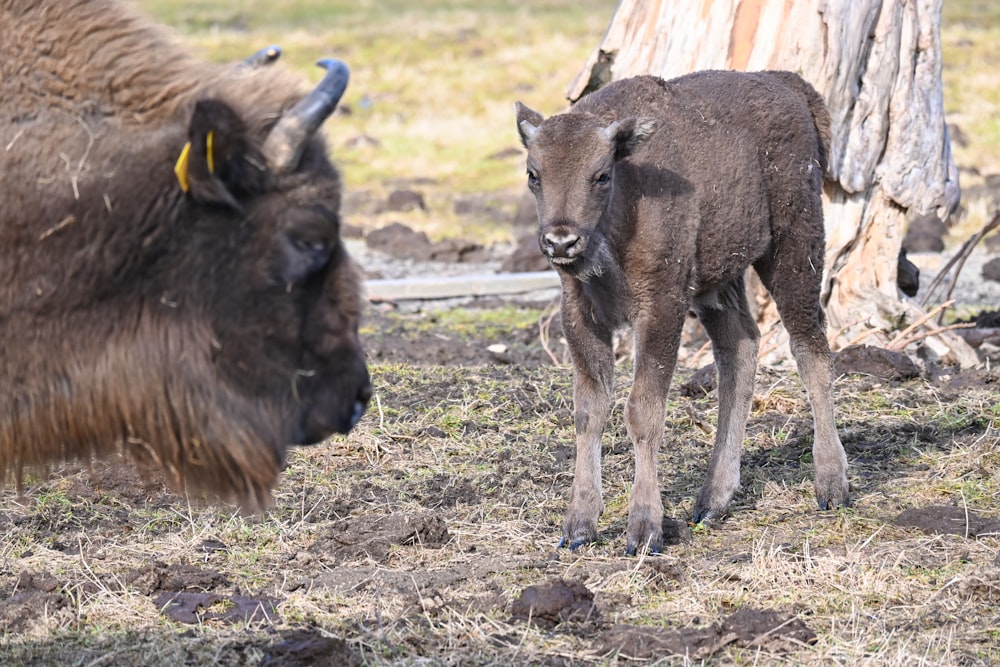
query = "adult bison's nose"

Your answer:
(343, 382), (373, 432)
(541, 231), (581, 260)
(296, 371), (373, 444)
